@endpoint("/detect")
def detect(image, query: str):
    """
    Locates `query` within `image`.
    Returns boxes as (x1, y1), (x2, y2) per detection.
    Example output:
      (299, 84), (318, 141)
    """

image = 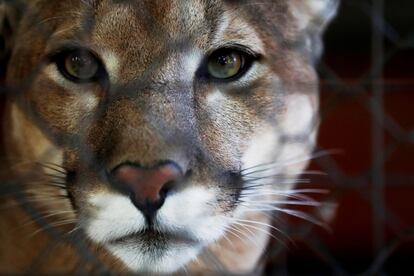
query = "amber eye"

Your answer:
(207, 48), (249, 80)
(57, 49), (100, 82)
